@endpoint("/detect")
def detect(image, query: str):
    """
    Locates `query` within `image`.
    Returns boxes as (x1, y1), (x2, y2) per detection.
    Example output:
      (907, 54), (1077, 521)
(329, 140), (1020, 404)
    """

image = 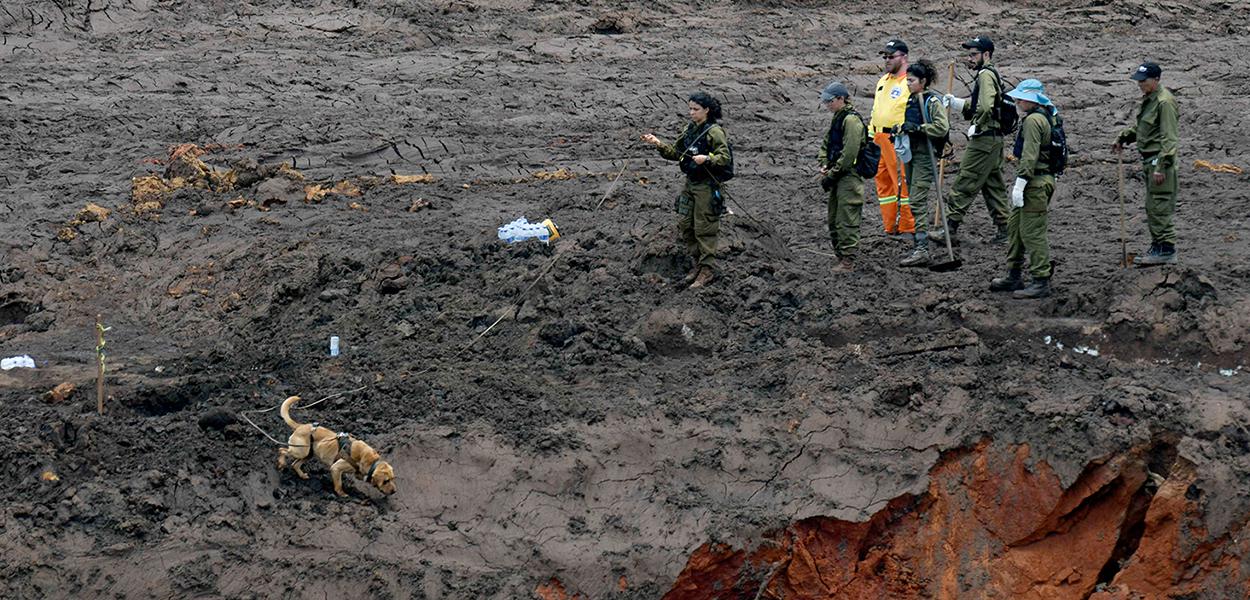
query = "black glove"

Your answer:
(820, 172), (837, 191)
(901, 122), (921, 134)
